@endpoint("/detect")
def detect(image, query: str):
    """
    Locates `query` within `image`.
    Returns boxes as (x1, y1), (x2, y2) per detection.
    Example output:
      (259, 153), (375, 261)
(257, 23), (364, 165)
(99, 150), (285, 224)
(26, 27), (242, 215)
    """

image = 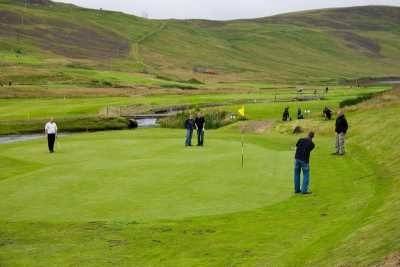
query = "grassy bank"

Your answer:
(0, 116), (129, 135)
